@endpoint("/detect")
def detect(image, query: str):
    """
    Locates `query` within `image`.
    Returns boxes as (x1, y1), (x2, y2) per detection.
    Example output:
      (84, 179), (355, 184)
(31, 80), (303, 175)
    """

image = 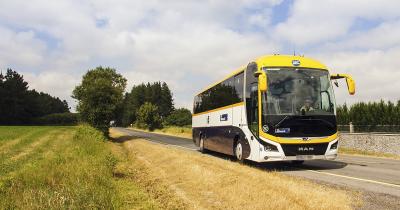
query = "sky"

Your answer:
(1, 0), (400, 111)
